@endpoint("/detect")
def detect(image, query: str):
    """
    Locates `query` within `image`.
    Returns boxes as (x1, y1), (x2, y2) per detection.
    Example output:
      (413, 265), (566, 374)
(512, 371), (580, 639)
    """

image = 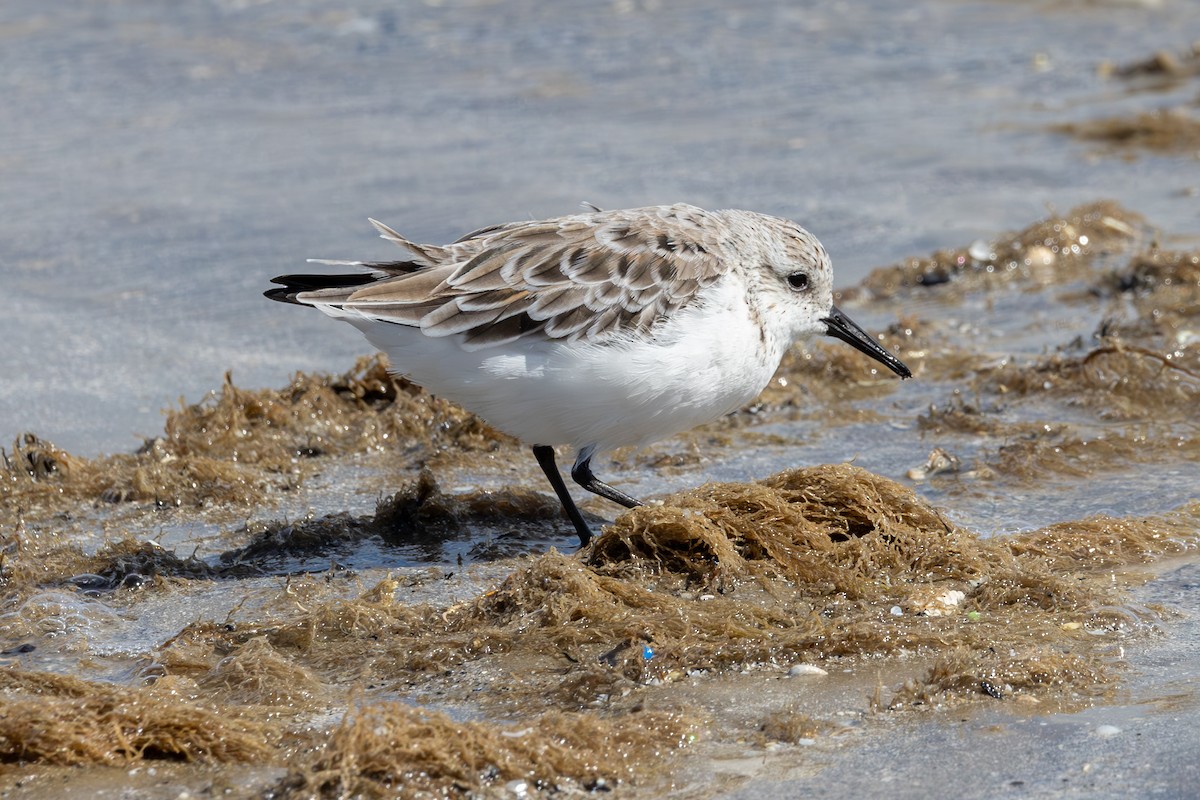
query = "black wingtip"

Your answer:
(263, 285), (303, 305)
(264, 272), (381, 306)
